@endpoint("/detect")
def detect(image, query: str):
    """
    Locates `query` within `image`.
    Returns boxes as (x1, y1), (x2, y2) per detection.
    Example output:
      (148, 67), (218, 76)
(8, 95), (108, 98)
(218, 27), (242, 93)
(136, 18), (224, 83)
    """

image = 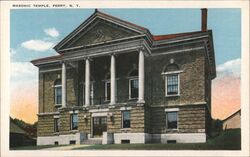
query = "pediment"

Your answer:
(60, 18), (142, 50)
